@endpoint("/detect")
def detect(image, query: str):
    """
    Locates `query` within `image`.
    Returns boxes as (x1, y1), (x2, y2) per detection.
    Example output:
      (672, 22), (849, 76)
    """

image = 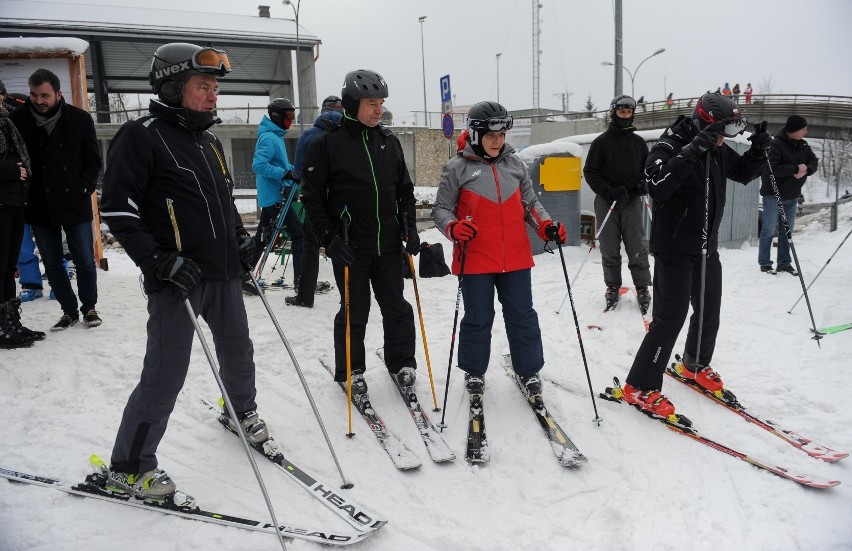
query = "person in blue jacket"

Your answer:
(251, 98), (303, 289)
